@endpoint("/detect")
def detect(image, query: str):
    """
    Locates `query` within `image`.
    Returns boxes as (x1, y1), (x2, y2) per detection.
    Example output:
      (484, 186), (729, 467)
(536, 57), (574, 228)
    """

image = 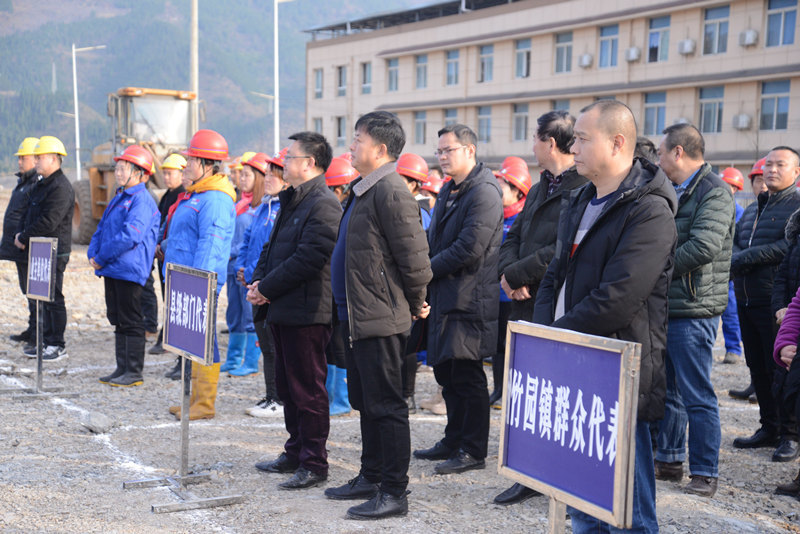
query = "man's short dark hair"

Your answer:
(288, 131), (332, 172)
(437, 124), (478, 154)
(634, 137), (658, 164)
(354, 111), (406, 160)
(580, 100), (638, 141)
(662, 123), (705, 159)
(770, 145), (800, 166)
(536, 110), (575, 154)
